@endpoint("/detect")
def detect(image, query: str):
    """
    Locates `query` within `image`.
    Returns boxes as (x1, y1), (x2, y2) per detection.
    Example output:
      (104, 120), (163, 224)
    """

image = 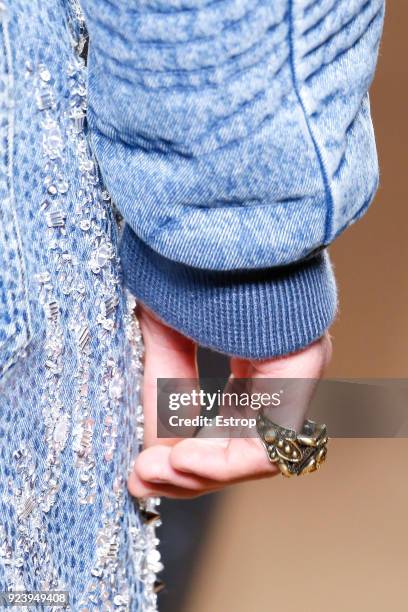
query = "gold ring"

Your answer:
(256, 412), (328, 477)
